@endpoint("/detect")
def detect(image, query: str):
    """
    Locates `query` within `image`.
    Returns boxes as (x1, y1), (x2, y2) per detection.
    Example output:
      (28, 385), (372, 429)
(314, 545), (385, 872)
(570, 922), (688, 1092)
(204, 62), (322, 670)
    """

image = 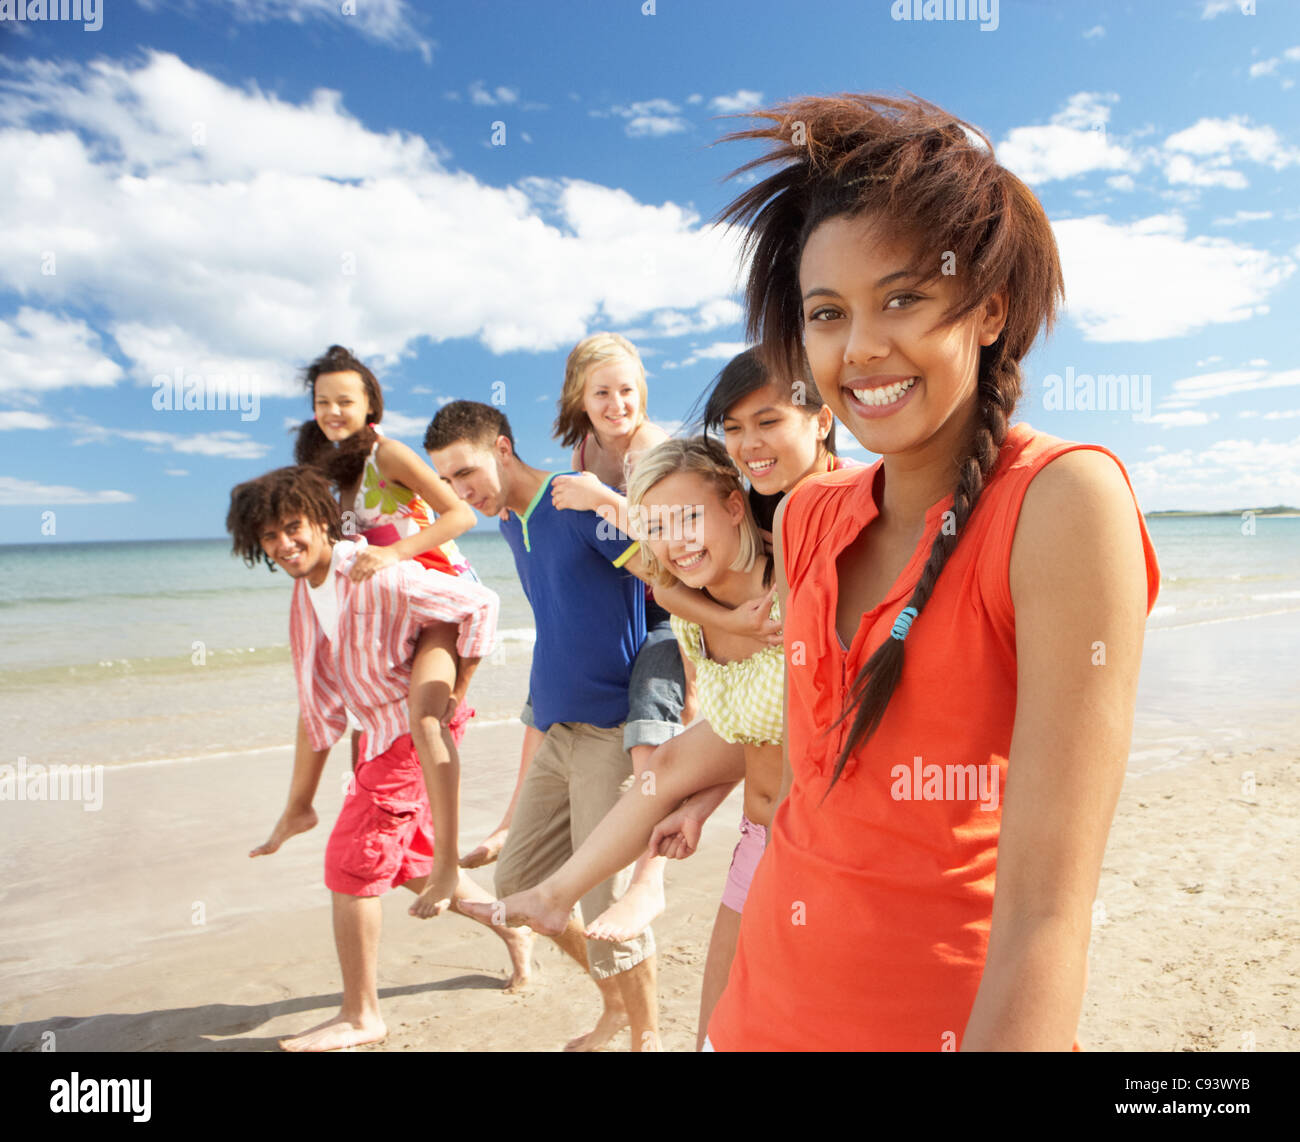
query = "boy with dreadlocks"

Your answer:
(703, 94), (1161, 1051)
(228, 465), (532, 1051)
